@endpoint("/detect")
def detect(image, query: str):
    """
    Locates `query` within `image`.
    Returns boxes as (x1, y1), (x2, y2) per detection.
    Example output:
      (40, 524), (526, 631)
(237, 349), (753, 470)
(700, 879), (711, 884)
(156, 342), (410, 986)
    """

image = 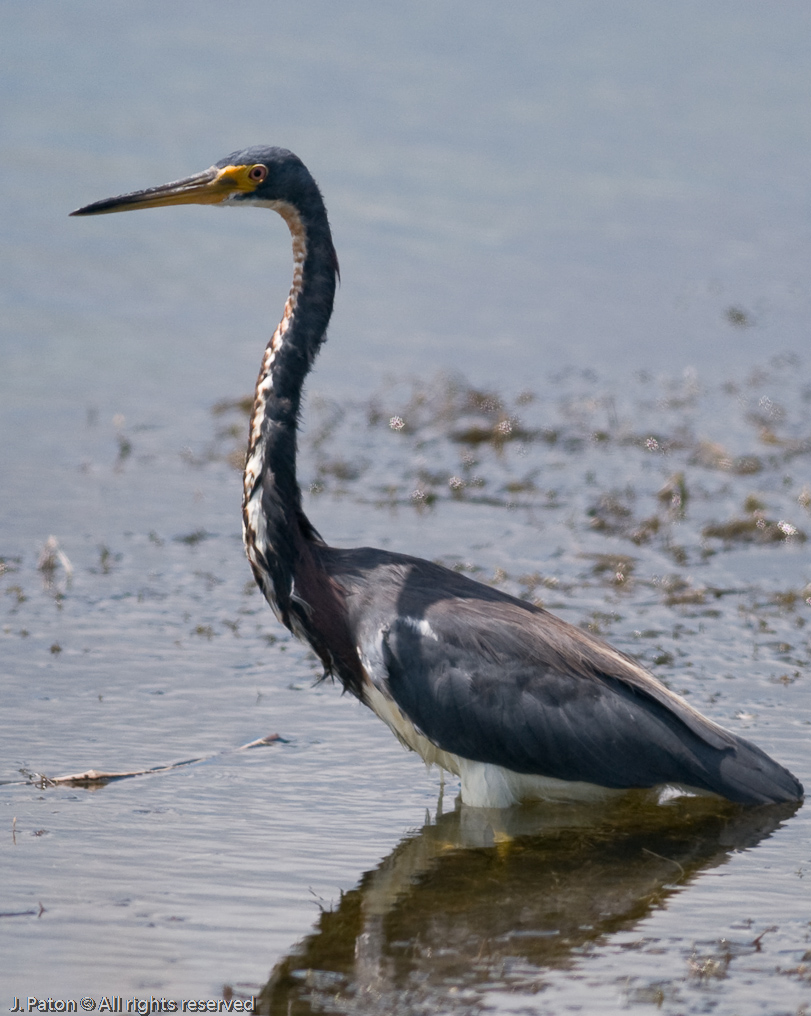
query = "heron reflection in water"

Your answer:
(72, 148), (803, 809)
(257, 798), (797, 1012)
